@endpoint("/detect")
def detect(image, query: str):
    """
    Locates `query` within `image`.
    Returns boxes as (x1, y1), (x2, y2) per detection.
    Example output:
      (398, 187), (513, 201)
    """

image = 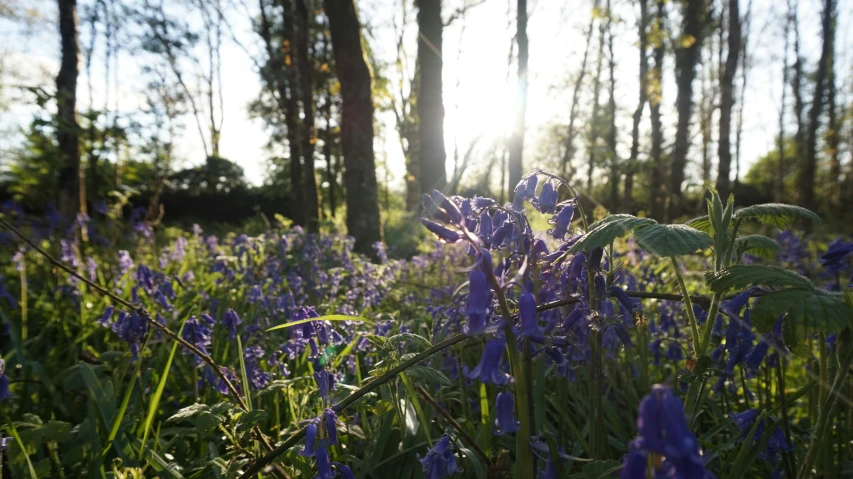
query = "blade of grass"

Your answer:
(266, 315), (374, 332)
(237, 334), (251, 411)
(7, 423), (37, 479)
(103, 336), (149, 456)
(139, 315), (191, 460)
(399, 371), (432, 446)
